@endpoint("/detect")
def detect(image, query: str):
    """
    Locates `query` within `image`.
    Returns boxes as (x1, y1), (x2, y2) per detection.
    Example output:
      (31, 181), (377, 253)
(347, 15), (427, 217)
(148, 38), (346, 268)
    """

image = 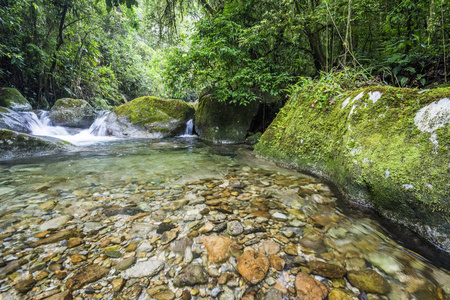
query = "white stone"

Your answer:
(122, 259), (164, 278)
(39, 215), (73, 231)
(272, 212), (288, 221)
(368, 91), (382, 104)
(414, 98), (450, 133)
